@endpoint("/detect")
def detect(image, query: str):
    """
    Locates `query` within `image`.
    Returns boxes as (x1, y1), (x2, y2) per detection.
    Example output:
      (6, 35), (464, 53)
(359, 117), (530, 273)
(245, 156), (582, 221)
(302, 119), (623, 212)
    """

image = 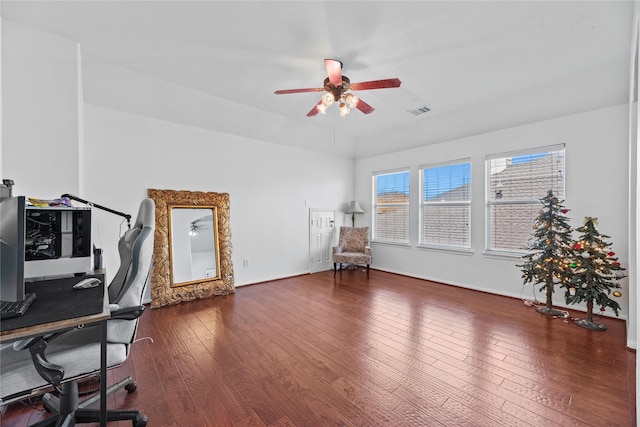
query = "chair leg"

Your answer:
(75, 408), (147, 426)
(29, 382), (78, 427)
(77, 376), (136, 409)
(334, 263), (343, 275)
(29, 378), (147, 427)
(27, 414), (64, 427)
(366, 264), (370, 275)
